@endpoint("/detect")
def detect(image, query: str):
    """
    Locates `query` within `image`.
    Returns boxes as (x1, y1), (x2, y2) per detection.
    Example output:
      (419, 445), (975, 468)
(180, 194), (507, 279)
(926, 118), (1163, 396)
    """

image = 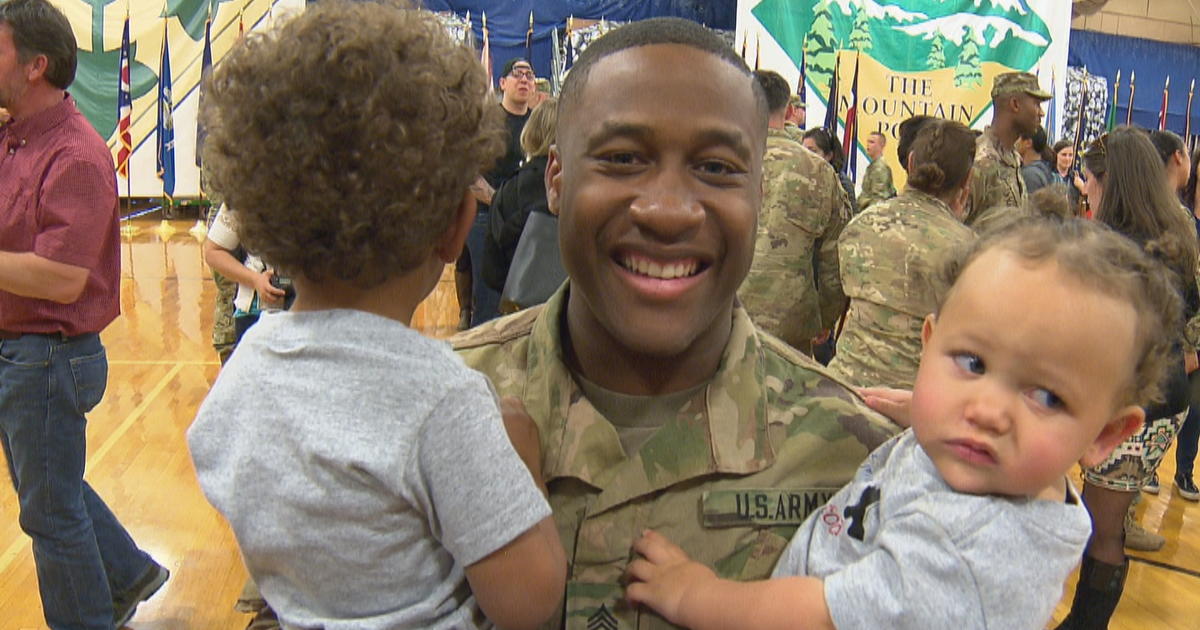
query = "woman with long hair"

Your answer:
(829, 119), (977, 389)
(802, 126), (857, 210)
(1057, 126), (1199, 629)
